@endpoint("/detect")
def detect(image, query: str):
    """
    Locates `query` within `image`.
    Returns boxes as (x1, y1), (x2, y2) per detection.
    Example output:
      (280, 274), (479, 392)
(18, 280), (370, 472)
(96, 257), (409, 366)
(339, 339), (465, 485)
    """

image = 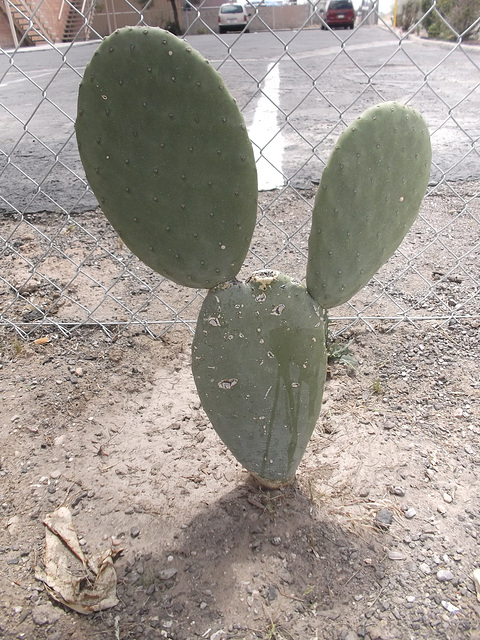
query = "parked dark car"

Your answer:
(322, 0), (355, 29)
